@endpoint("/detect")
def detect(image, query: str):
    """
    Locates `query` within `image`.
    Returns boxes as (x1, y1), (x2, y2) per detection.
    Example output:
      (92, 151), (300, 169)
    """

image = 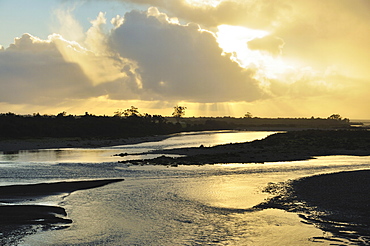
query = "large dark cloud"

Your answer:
(0, 9), (268, 107)
(0, 34), (99, 104)
(109, 8), (265, 102)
